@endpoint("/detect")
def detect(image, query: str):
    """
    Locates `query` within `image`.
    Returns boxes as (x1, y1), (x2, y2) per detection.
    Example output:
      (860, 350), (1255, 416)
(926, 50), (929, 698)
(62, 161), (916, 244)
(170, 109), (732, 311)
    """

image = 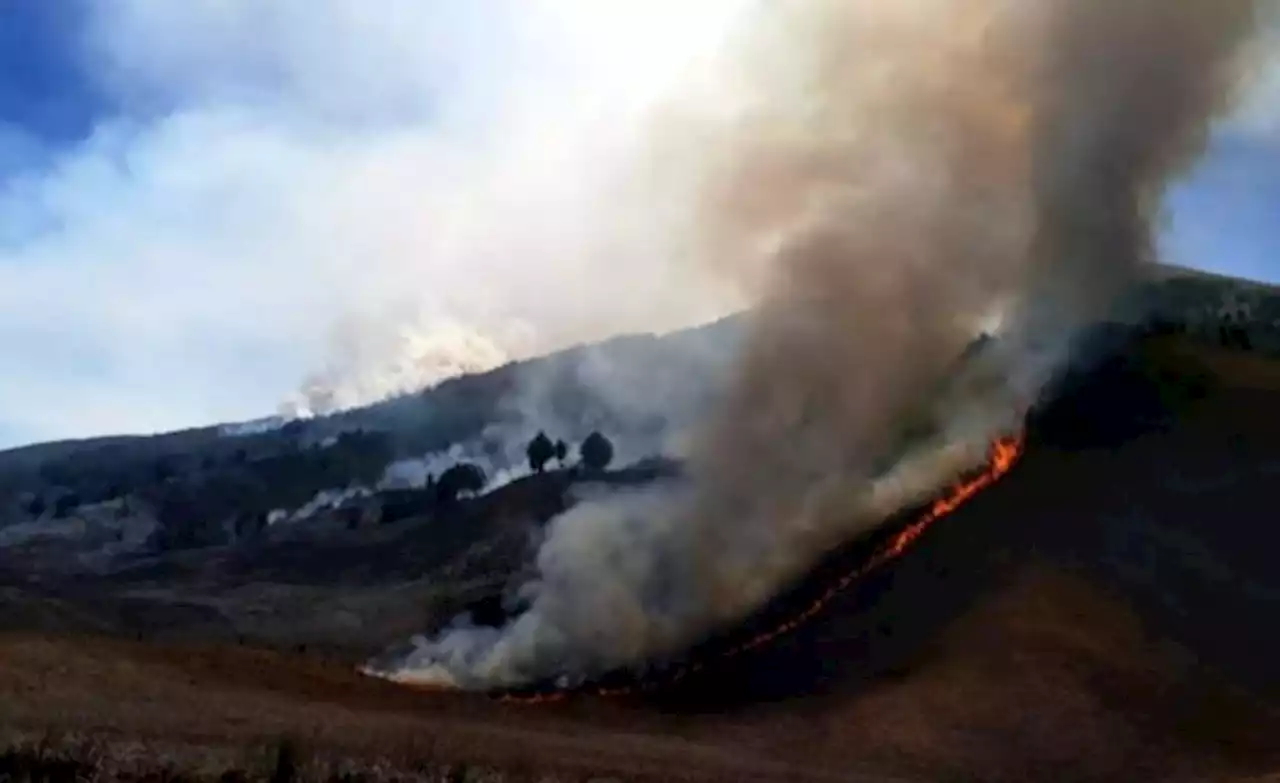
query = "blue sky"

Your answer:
(0, 0), (747, 448)
(1164, 134), (1280, 282)
(0, 1), (1277, 450)
(0, 2), (101, 161)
